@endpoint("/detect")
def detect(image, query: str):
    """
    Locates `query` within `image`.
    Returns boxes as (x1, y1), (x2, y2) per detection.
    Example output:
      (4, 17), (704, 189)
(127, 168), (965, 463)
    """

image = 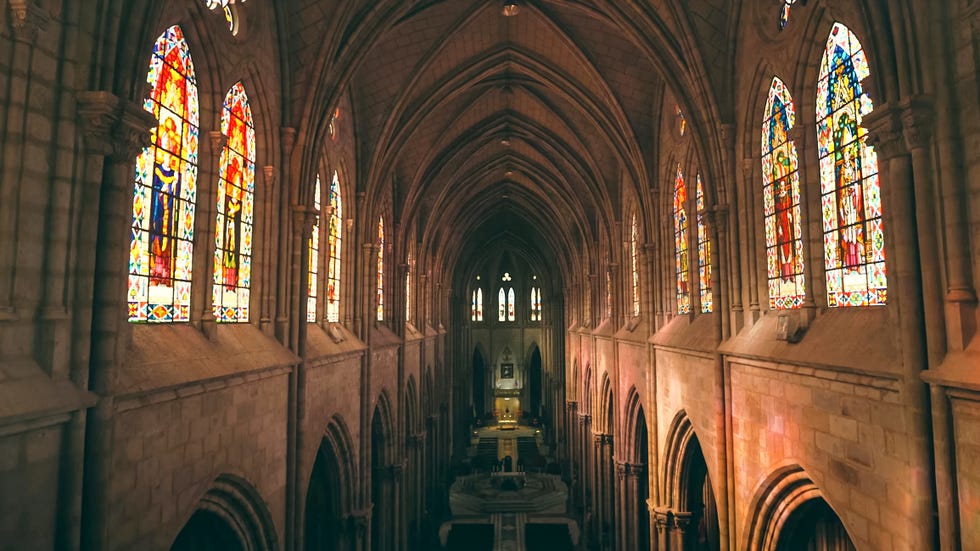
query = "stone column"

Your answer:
(196, 131), (225, 338)
(741, 158), (761, 322)
(259, 165), (276, 334)
(669, 512), (692, 551)
(615, 461), (631, 551)
(653, 508), (671, 551)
